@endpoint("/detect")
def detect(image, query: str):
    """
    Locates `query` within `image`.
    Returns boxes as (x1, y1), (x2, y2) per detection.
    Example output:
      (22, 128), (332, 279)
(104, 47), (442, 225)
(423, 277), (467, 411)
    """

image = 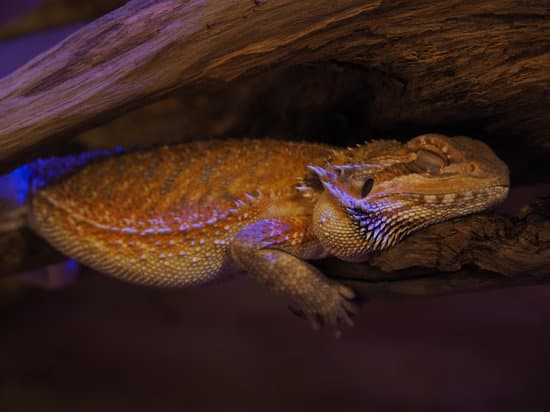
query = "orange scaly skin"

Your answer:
(27, 134), (509, 332)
